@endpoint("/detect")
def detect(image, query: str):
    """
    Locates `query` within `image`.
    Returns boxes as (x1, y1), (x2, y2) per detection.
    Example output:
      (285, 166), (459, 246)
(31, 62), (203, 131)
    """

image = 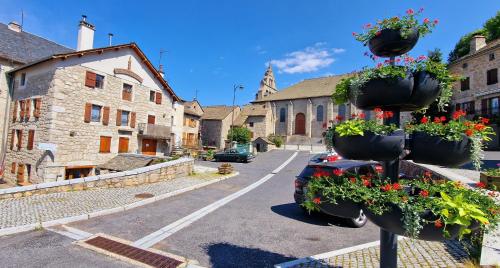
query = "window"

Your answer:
(316, 105), (324, 122)
(487, 68), (498, 85)
(99, 136), (111, 153)
(11, 162), (16, 174)
(279, 108), (286, 122)
(148, 115), (156, 124)
(118, 137), (129, 153)
(338, 104), (346, 121)
(27, 130), (35, 150)
(462, 63), (468, 69)
(150, 91), (156, 102)
(249, 122), (254, 127)
(122, 83), (133, 101)
(16, 130), (22, 150)
(462, 101), (475, 115)
(91, 105), (102, 122)
(85, 71), (104, 88)
(121, 110), (130, 126)
(26, 164), (31, 182)
(482, 97), (499, 116)
(490, 53), (495, 61)
(461, 77), (470, 91)
(20, 73), (26, 86)
(95, 74), (104, 89)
